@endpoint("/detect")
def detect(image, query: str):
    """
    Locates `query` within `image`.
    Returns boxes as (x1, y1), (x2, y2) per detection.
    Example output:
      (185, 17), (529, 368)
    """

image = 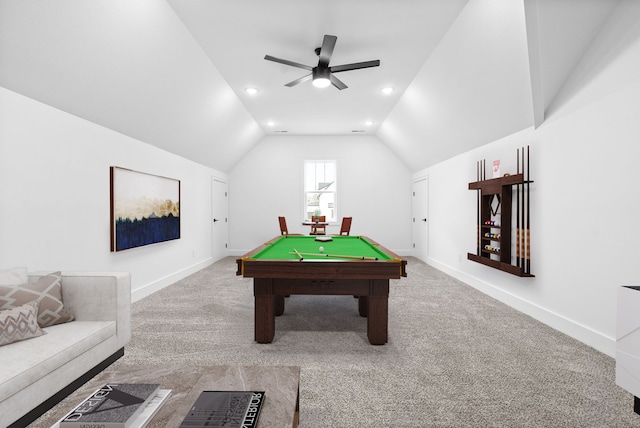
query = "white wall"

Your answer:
(228, 135), (412, 254)
(416, 1), (640, 357)
(378, 0), (534, 171)
(0, 88), (227, 300)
